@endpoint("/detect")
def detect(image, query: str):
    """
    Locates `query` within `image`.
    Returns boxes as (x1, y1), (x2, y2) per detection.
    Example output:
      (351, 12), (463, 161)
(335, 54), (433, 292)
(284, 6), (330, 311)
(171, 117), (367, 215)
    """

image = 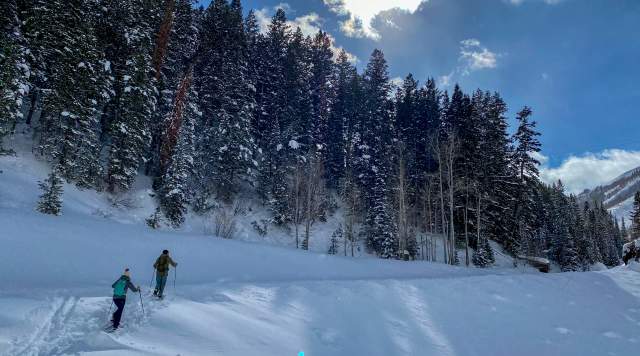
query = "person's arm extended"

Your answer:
(170, 257), (177, 267)
(127, 280), (140, 293)
(153, 257), (159, 269)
